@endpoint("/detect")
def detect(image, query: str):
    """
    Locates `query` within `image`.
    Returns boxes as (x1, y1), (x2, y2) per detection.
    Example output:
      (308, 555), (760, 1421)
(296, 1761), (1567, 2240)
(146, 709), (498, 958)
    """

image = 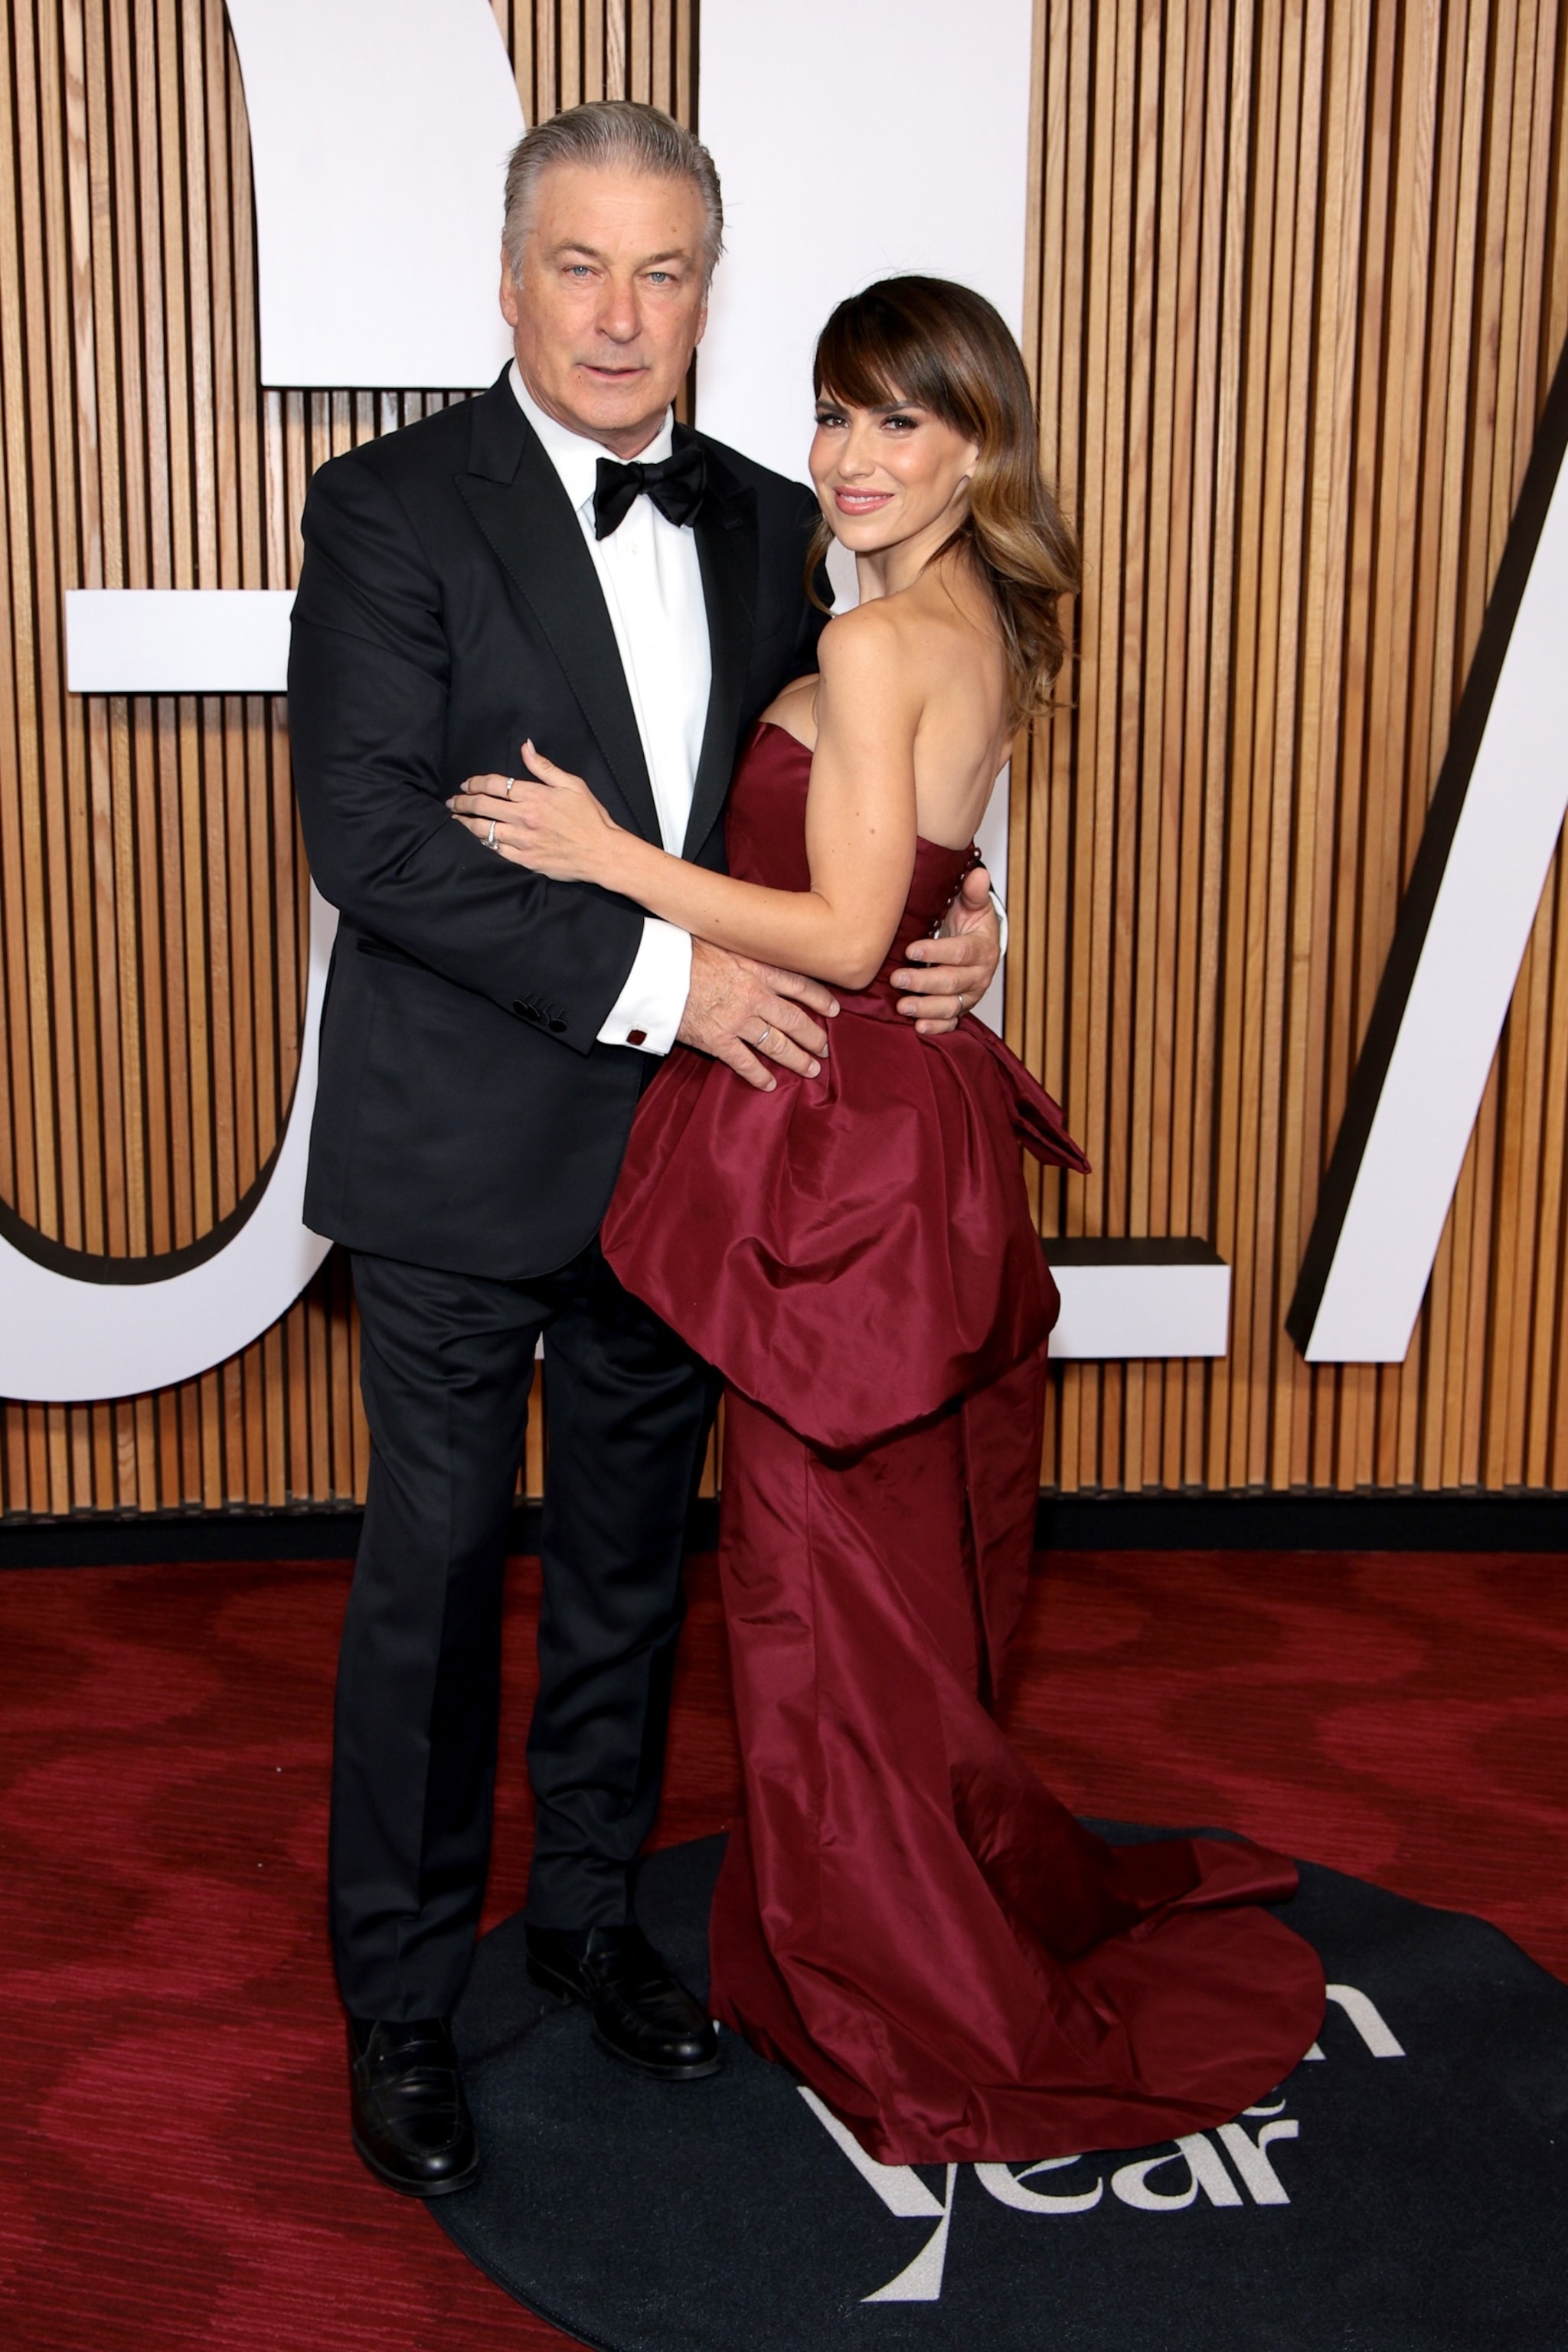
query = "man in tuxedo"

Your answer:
(289, 100), (1001, 2196)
